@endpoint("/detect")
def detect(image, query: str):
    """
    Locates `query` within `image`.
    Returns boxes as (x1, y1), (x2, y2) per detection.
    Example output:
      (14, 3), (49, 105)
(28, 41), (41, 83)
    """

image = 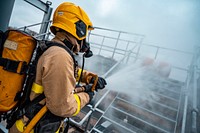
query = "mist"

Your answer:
(5, 0), (200, 132)
(92, 57), (180, 132)
(105, 59), (169, 101)
(92, 0), (200, 52)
